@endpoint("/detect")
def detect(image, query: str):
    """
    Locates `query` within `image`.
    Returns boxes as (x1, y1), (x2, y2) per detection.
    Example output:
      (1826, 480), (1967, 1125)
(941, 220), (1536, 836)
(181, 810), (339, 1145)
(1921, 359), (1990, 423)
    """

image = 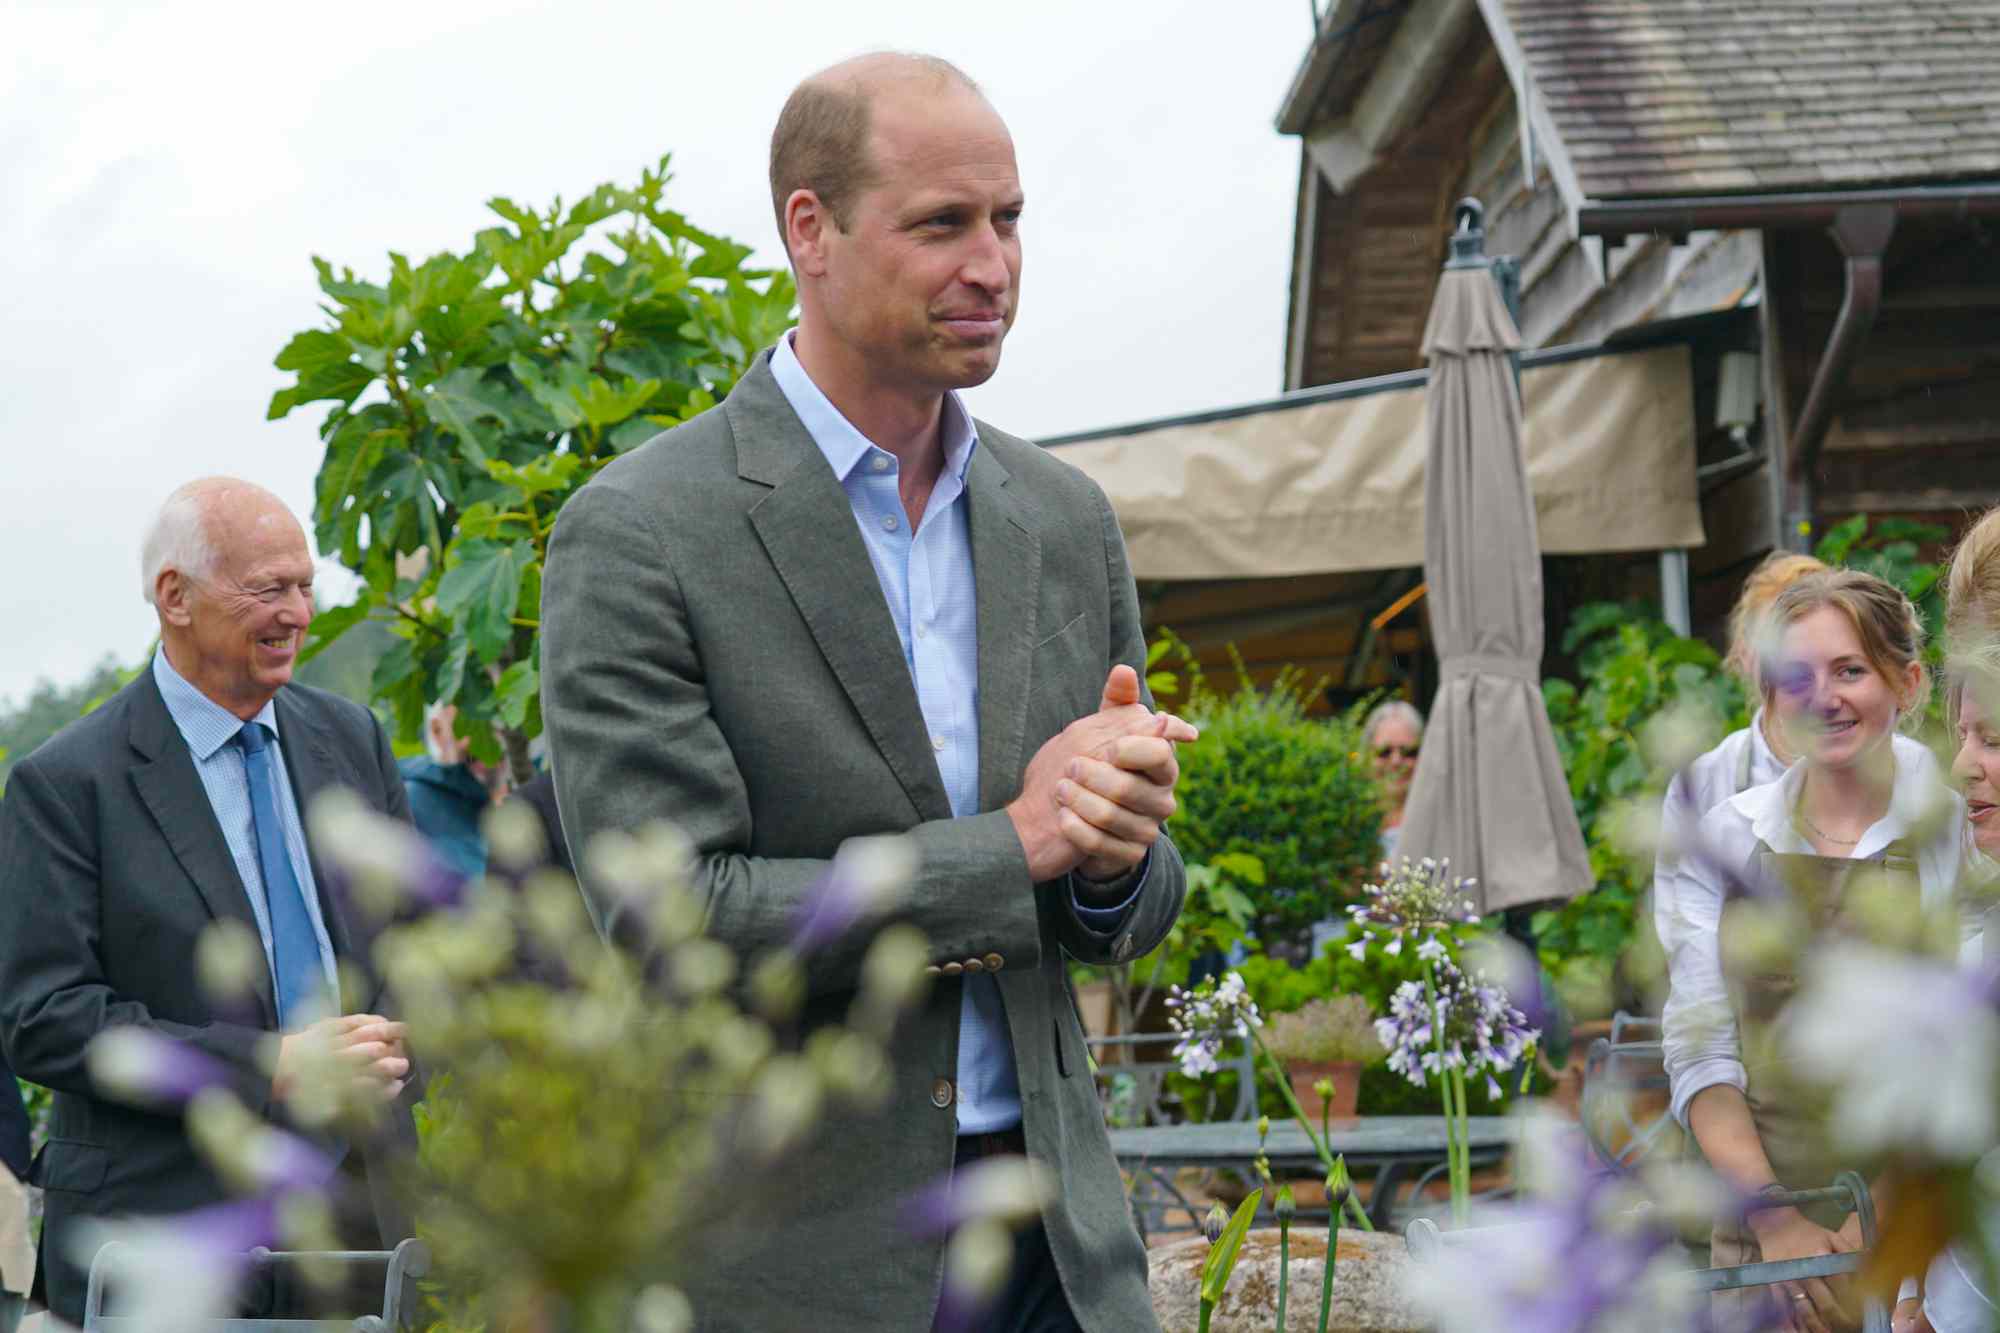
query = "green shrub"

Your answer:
(1168, 653), (1384, 948)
